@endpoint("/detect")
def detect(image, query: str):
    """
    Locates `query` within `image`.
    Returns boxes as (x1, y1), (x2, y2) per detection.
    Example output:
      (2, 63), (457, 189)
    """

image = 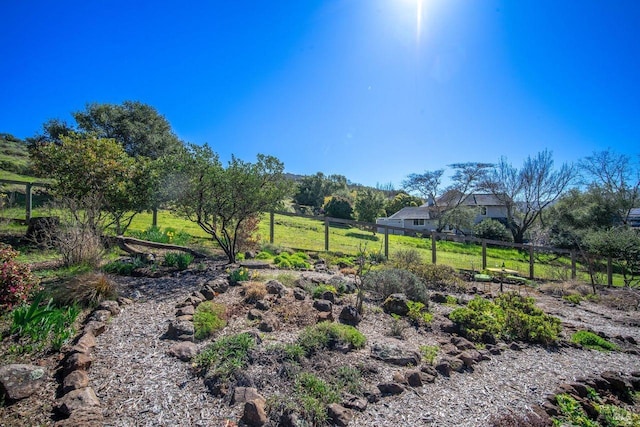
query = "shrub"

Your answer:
(312, 284), (337, 299)
(554, 393), (598, 427)
(570, 330), (618, 352)
(295, 372), (340, 425)
(390, 248), (423, 270)
(242, 281), (267, 303)
(228, 267), (251, 284)
(362, 268), (428, 304)
(193, 301), (227, 340)
(409, 263), (466, 292)
(163, 252), (194, 270)
(406, 300), (433, 326)
(55, 225), (105, 268)
(563, 294), (583, 305)
(419, 344), (439, 365)
(0, 244), (40, 313)
(131, 226), (191, 246)
(103, 257), (146, 275)
(449, 292), (561, 345)
(334, 365), (363, 395)
(387, 314), (406, 338)
(274, 252), (311, 270)
(474, 219), (513, 242)
(194, 332), (255, 379)
(53, 273), (118, 307)
(297, 322), (366, 356)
